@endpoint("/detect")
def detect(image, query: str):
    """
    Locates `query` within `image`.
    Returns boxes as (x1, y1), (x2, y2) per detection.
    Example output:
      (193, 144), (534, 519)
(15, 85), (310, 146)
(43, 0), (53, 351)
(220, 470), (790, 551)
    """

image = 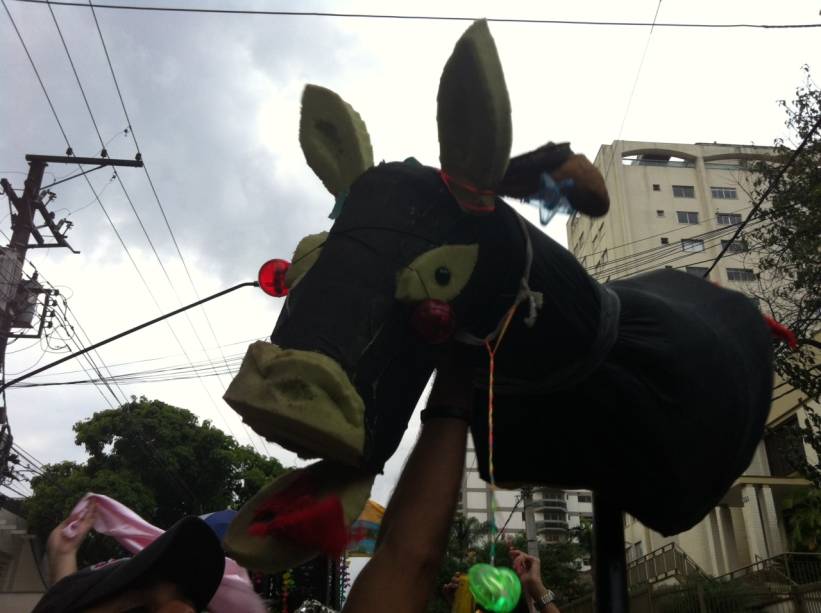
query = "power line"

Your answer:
(587, 223), (734, 278)
(586, 218), (767, 281)
(3, 21), (216, 511)
(53, 310), (124, 406)
(703, 114), (821, 277)
(45, 0), (106, 148)
(14, 334), (264, 378)
(19, 351), (245, 387)
(1, 0), (72, 148)
(12, 0), (821, 29)
(573, 200), (756, 262)
(1, 482), (29, 498)
(87, 3), (270, 454)
(40, 4), (258, 450)
(601, 0), (662, 189)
